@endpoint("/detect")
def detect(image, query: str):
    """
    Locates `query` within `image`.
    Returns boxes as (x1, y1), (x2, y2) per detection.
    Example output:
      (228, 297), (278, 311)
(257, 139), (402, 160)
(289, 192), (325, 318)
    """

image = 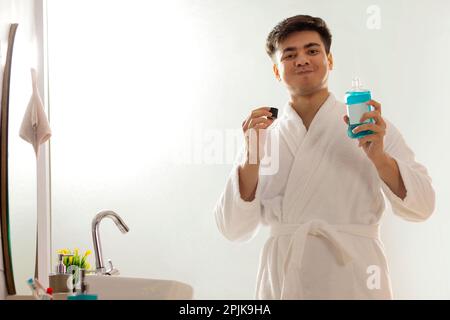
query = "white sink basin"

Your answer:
(84, 275), (194, 300)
